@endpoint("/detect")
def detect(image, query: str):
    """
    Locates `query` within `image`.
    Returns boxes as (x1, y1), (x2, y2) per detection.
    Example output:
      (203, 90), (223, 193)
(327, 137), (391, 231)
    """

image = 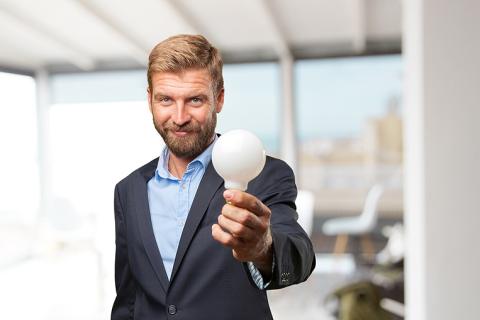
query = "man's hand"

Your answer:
(211, 189), (273, 276)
